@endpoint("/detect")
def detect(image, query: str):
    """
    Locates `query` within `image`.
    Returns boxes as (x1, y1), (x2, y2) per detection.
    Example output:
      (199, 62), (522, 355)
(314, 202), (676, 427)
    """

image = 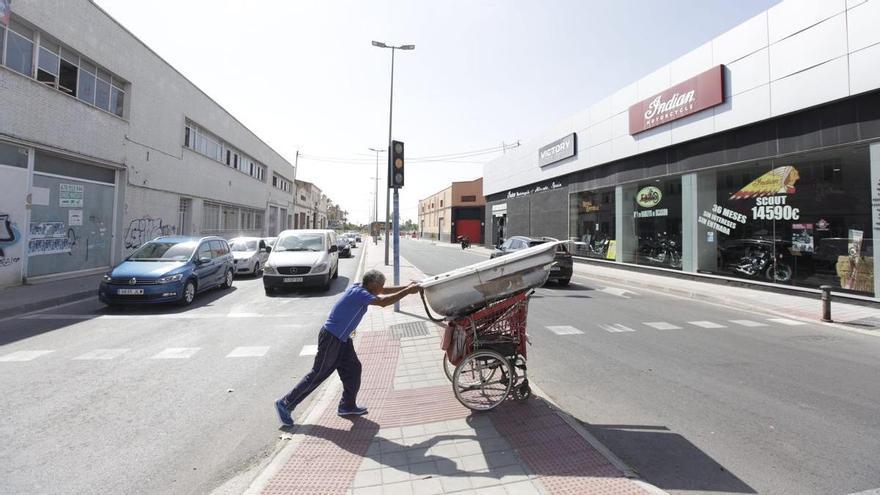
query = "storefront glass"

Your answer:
(569, 188), (616, 260)
(625, 176), (683, 270)
(697, 146), (873, 295)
